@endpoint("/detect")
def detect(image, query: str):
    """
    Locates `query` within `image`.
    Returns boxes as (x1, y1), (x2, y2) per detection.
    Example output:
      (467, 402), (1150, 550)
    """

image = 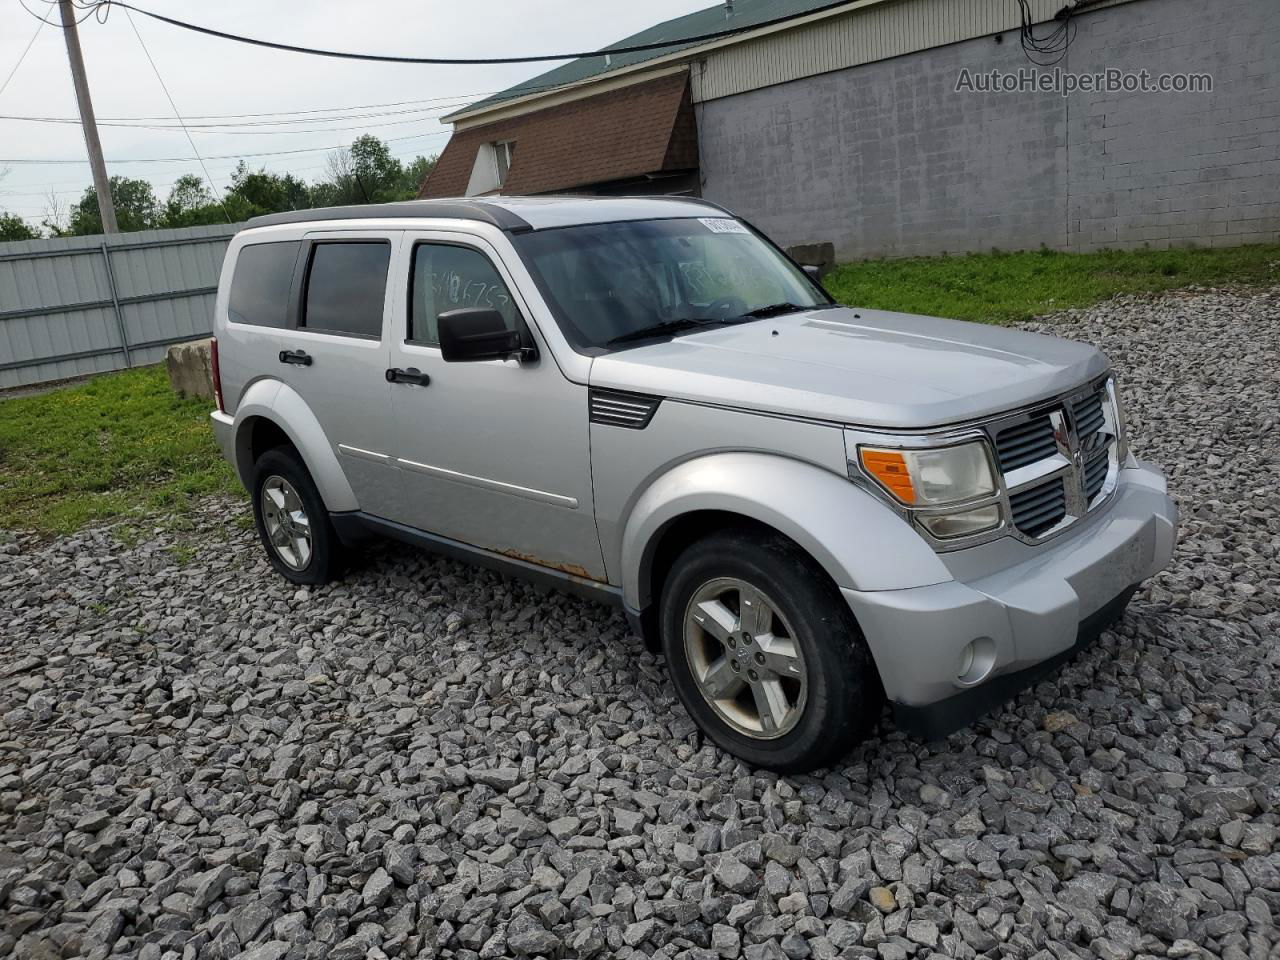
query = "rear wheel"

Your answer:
(251, 448), (339, 585)
(660, 528), (882, 772)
